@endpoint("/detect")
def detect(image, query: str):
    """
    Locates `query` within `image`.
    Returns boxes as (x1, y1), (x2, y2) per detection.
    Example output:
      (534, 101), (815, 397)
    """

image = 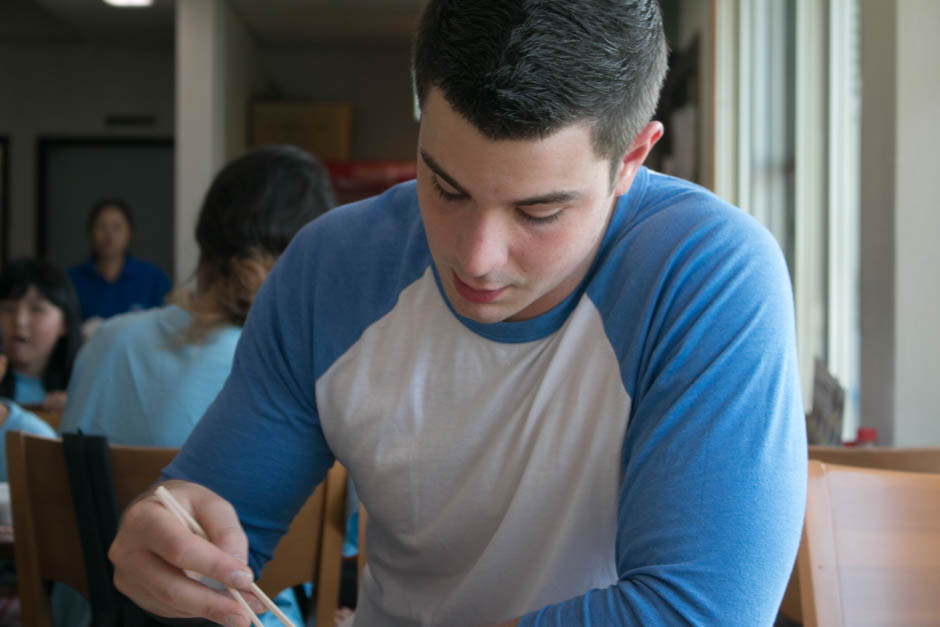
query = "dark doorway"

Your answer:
(37, 137), (175, 281)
